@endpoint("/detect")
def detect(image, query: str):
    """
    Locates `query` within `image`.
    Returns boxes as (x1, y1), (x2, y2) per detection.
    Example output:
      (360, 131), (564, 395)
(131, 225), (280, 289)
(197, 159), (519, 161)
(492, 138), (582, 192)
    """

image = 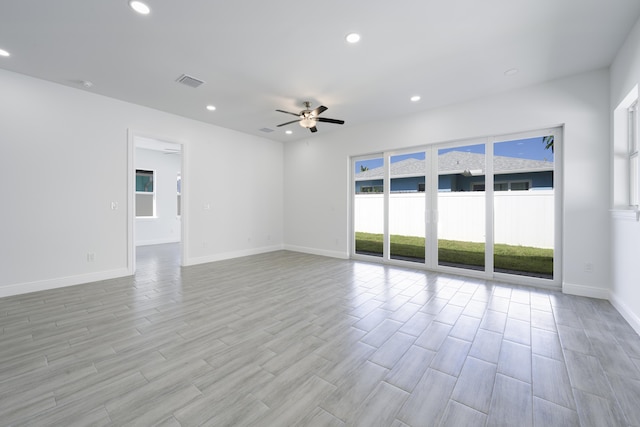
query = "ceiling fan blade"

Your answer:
(276, 109), (300, 117)
(277, 119), (301, 127)
(316, 117), (345, 125)
(310, 126), (318, 133)
(311, 105), (328, 116)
